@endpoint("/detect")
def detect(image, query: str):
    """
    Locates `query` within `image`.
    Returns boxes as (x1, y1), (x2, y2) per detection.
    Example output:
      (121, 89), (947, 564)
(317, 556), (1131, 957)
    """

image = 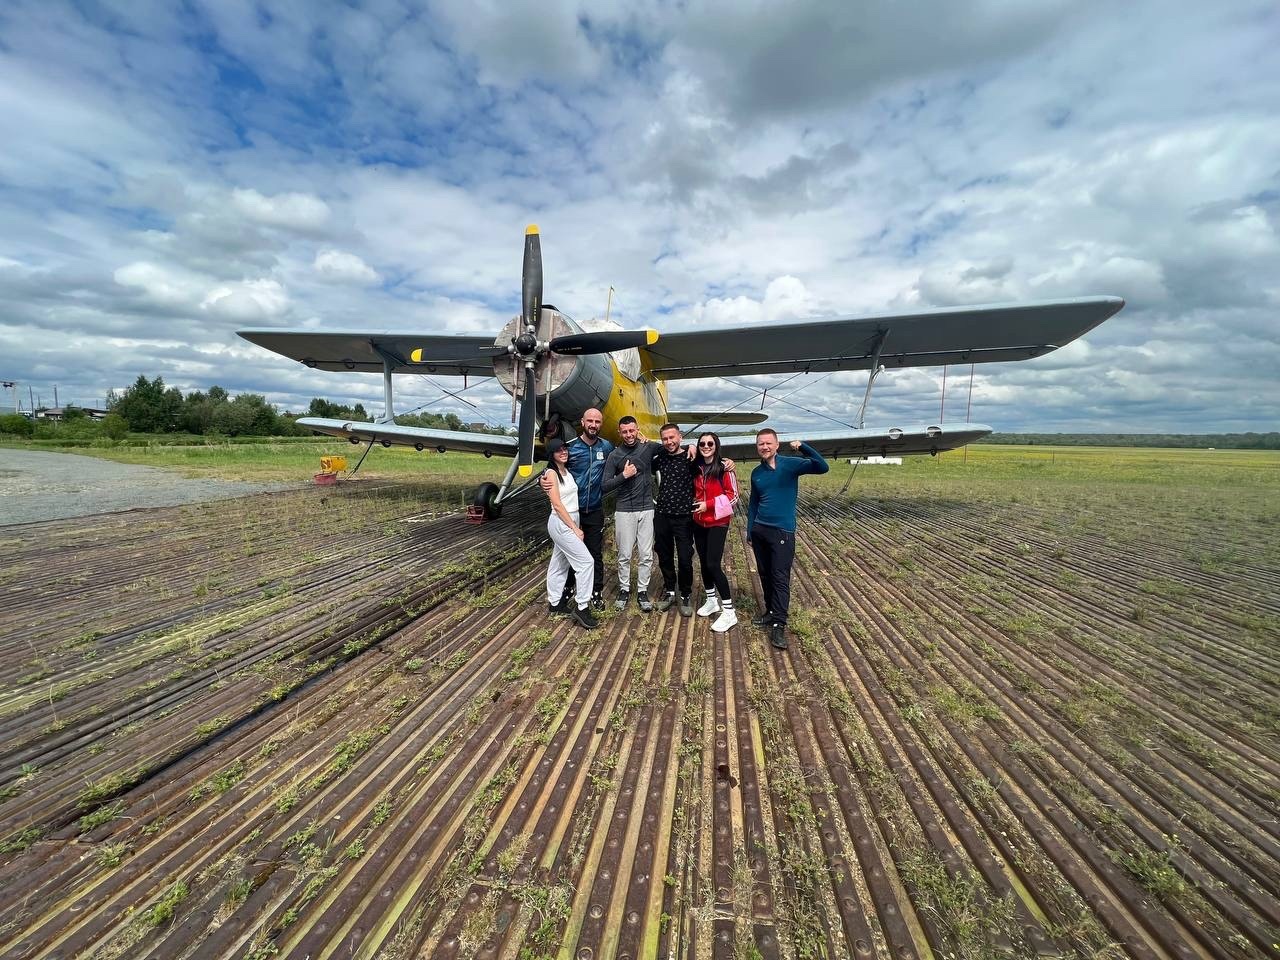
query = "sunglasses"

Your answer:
(698, 441), (716, 448)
